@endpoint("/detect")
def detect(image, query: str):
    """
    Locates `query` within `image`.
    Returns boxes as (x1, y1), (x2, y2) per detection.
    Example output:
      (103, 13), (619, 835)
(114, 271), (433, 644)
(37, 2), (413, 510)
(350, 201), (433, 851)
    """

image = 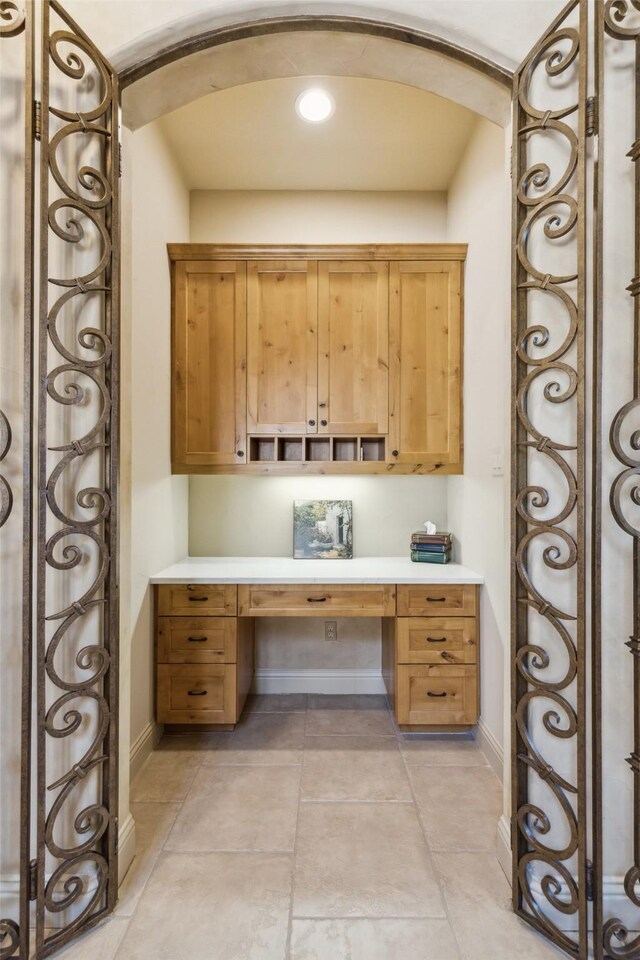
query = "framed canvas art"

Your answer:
(293, 500), (353, 559)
